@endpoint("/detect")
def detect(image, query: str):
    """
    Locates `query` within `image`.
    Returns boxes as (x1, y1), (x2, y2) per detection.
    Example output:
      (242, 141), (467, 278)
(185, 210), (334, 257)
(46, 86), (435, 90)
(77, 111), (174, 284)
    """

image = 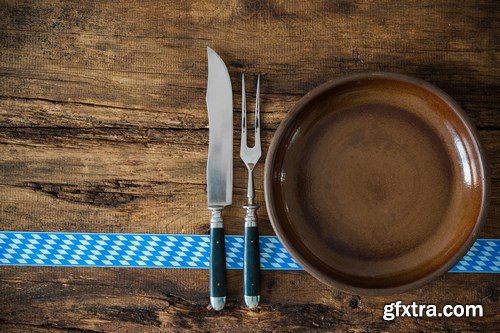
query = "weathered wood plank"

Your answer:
(0, 0), (498, 129)
(0, 267), (498, 332)
(0, 129), (498, 236)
